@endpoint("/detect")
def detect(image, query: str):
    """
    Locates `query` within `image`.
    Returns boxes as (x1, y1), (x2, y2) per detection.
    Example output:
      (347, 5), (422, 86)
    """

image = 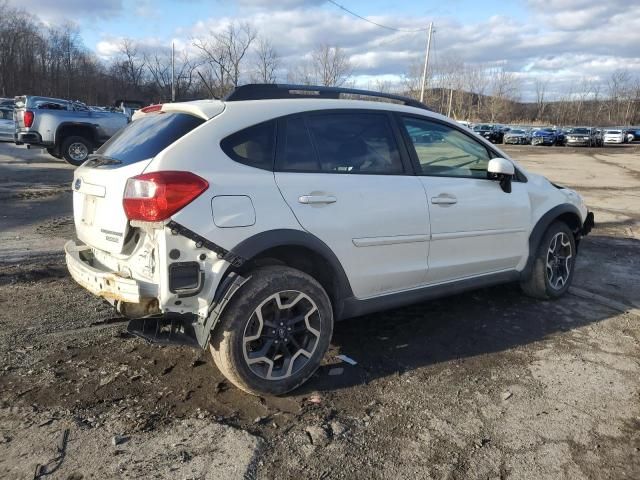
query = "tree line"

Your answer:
(1, 2), (638, 126)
